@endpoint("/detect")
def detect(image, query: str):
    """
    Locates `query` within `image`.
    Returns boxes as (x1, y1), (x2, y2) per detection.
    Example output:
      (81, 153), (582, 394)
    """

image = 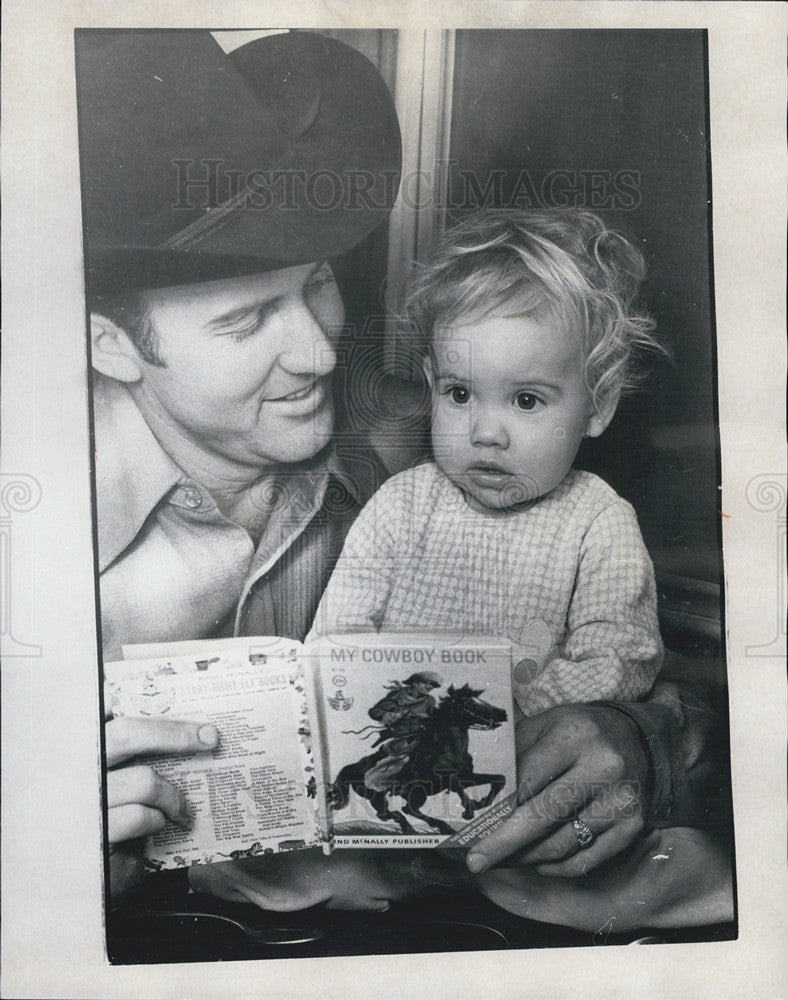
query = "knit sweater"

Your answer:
(309, 461), (663, 715)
